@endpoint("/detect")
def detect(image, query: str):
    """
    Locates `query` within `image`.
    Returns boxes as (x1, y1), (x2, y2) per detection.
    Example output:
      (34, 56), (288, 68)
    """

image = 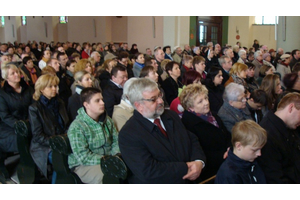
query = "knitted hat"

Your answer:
(262, 53), (270, 60)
